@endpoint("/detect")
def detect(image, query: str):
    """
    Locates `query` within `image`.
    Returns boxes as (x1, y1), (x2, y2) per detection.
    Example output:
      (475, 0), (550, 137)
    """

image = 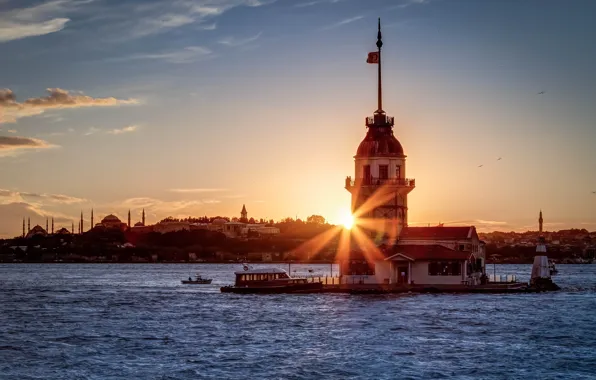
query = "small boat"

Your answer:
(221, 267), (323, 294)
(181, 273), (212, 284)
